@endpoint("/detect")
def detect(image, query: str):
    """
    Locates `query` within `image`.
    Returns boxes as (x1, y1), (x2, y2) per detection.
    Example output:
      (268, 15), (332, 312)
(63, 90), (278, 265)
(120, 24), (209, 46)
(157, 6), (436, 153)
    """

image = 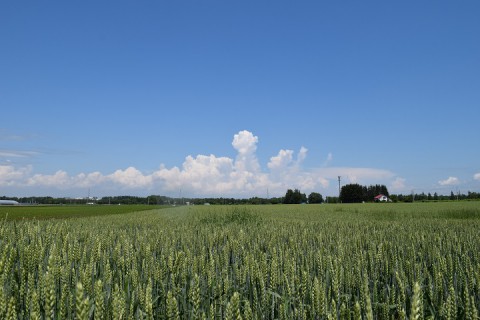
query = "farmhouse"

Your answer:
(374, 194), (390, 202)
